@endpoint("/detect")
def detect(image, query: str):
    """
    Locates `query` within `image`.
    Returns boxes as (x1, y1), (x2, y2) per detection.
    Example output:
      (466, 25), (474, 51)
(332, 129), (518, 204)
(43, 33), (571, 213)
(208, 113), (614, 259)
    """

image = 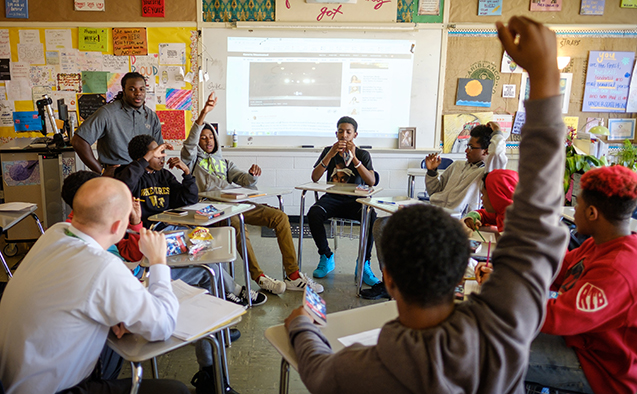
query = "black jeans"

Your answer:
(307, 194), (376, 263)
(57, 377), (189, 394)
